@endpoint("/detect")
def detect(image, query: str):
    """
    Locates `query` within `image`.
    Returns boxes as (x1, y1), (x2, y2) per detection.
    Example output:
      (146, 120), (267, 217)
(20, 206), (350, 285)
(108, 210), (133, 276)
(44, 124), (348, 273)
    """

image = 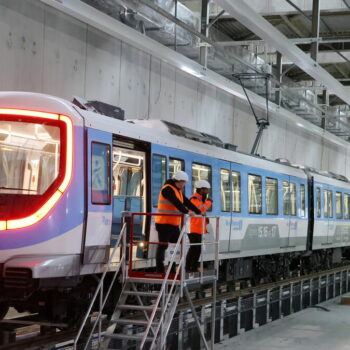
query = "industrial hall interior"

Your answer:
(4, 0), (350, 350)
